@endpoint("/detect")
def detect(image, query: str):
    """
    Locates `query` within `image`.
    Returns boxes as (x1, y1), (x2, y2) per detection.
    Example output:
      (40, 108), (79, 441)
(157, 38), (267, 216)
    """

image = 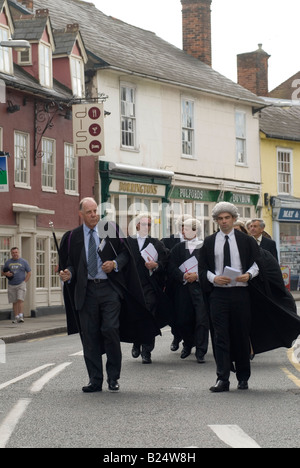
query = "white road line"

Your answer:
(0, 364), (55, 390)
(0, 398), (32, 448)
(30, 362), (72, 393)
(69, 350), (83, 356)
(208, 425), (261, 448)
